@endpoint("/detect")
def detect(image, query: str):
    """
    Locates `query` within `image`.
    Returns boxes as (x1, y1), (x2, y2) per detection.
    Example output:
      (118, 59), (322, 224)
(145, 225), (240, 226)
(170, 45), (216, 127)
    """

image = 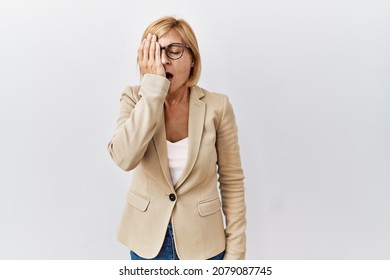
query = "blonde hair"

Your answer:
(141, 16), (201, 87)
